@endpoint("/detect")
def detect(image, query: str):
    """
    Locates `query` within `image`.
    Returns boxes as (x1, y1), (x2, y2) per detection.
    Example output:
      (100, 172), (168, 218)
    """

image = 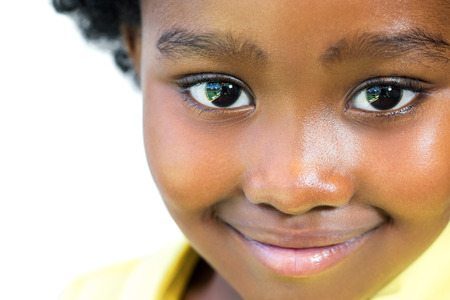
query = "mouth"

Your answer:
(227, 224), (380, 277)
